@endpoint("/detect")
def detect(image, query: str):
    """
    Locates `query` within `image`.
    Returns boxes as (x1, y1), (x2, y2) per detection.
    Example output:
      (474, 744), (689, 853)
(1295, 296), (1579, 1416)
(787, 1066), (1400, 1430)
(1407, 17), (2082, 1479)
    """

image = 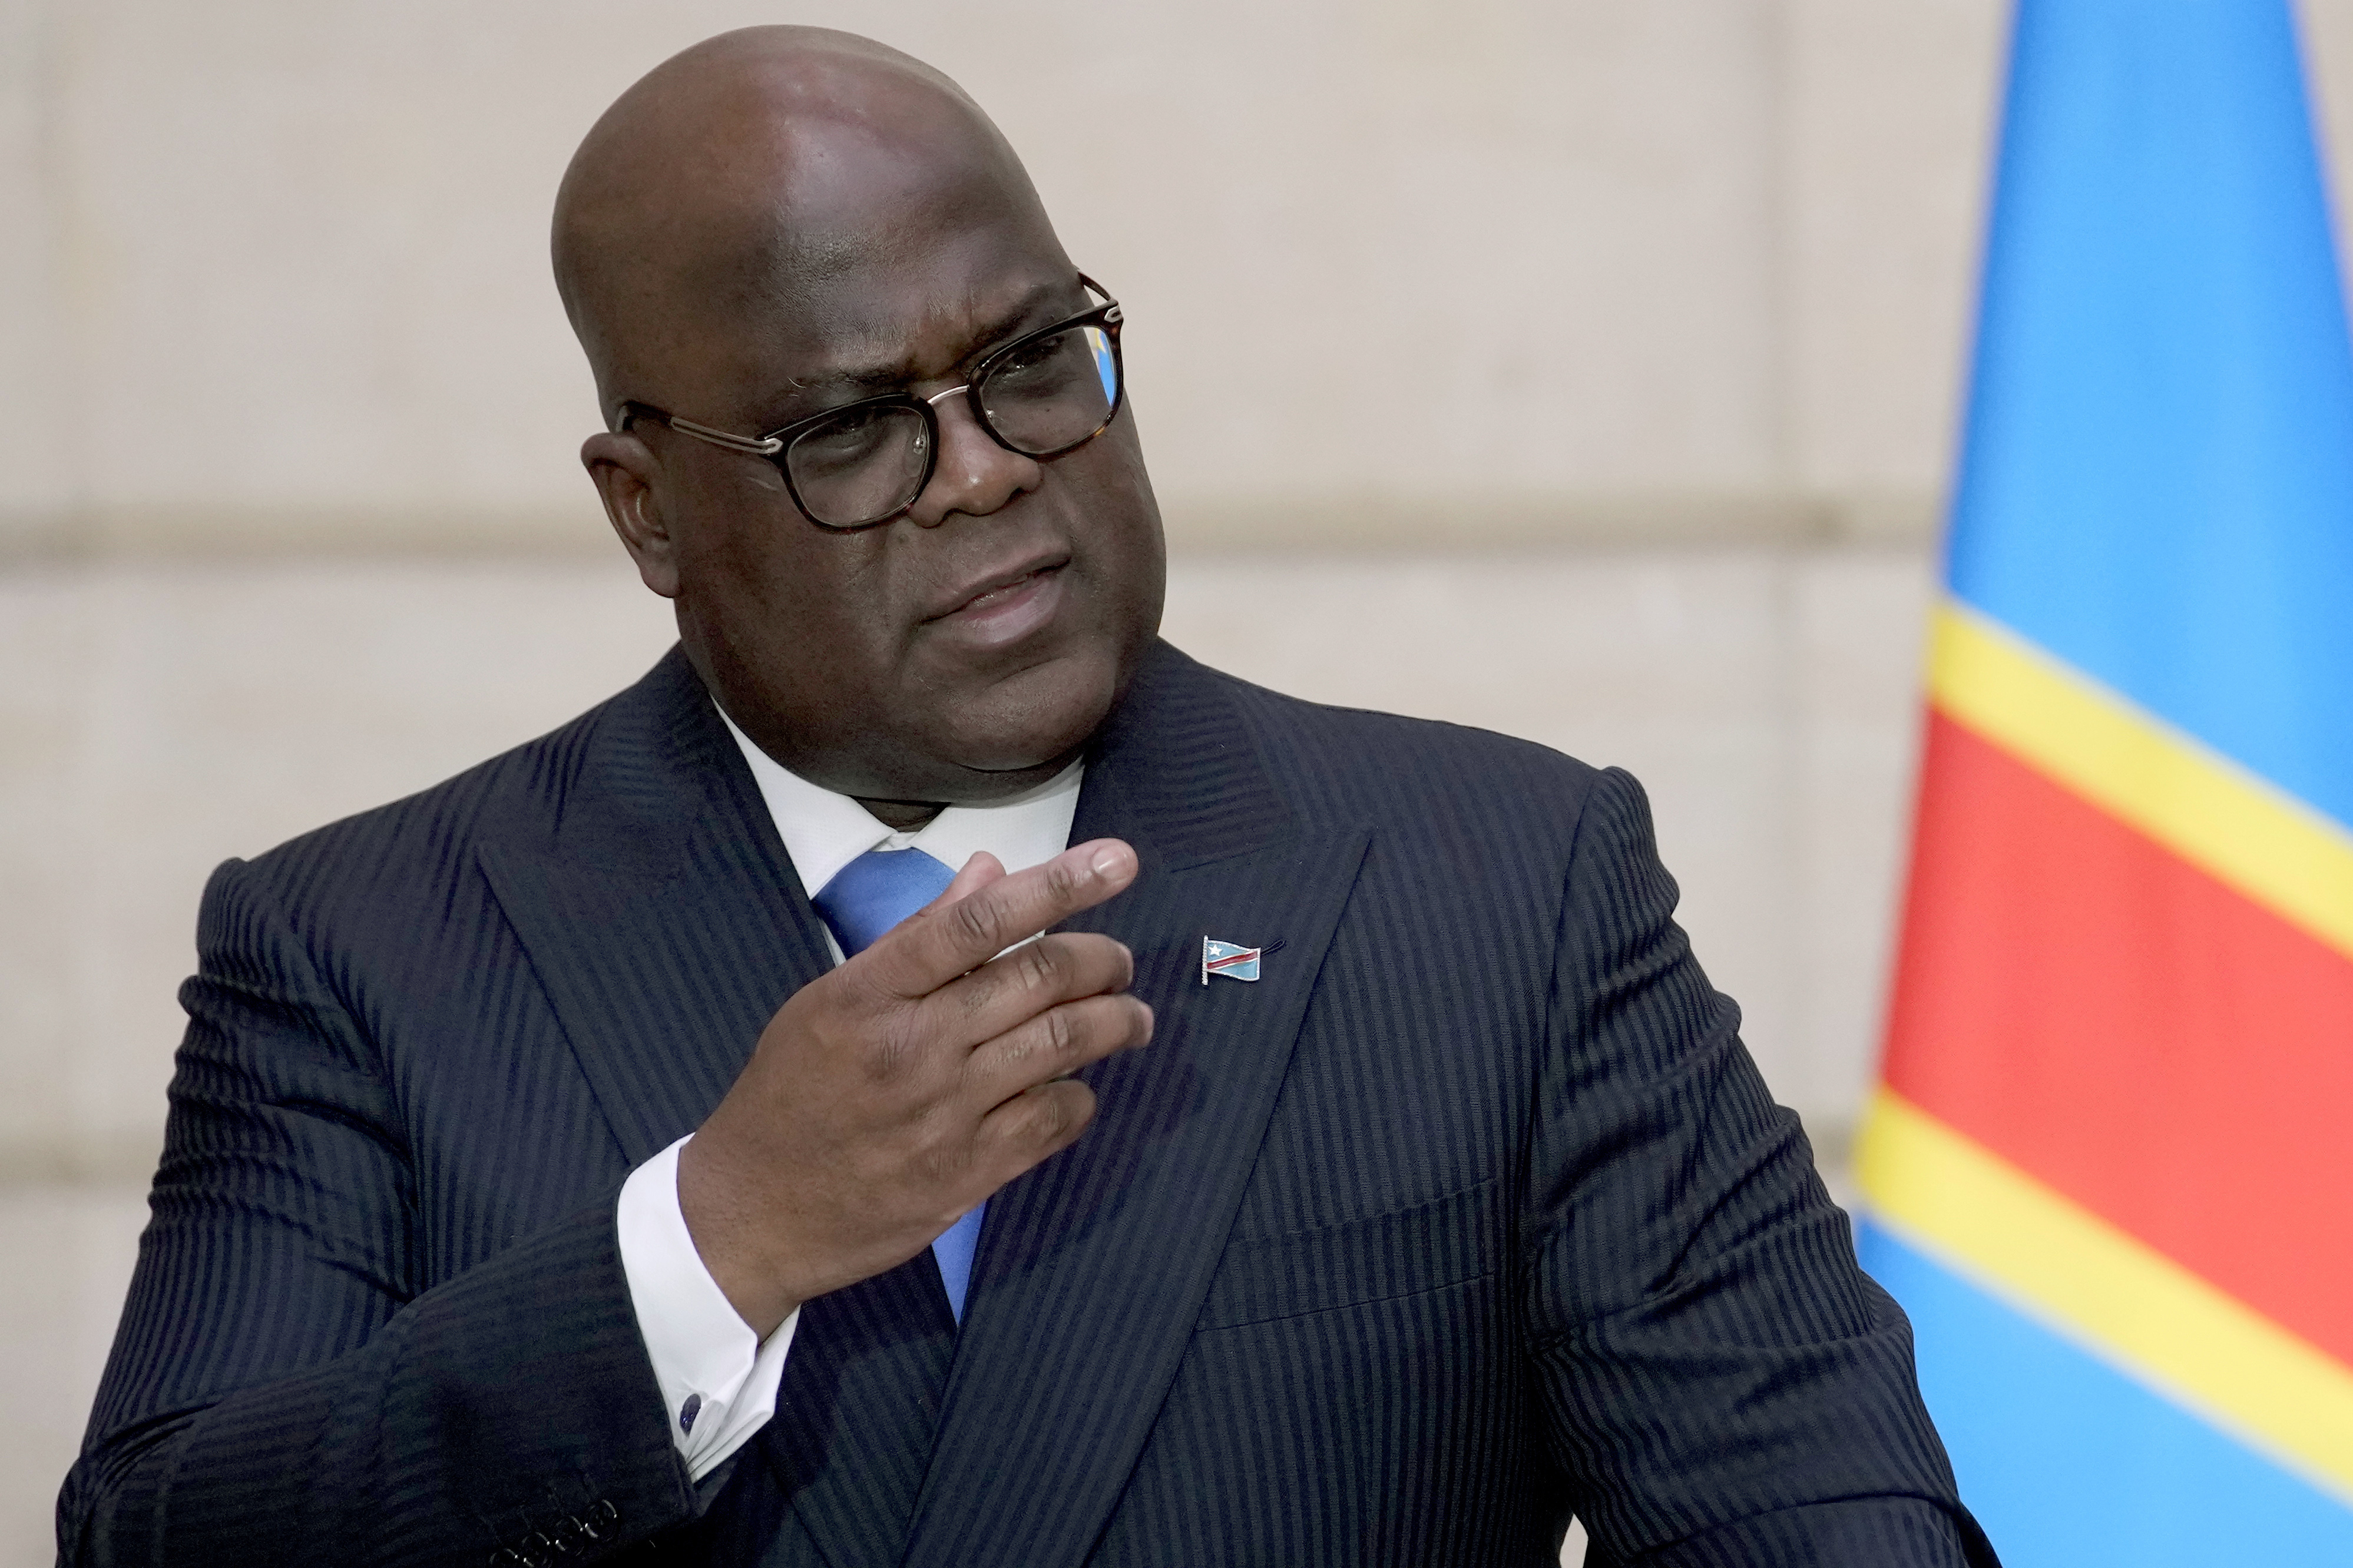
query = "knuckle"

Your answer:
(947, 896), (998, 953)
(862, 1009), (922, 1081)
(838, 959), (899, 1012)
(980, 1082), (1093, 1169)
(1021, 1085), (1073, 1144)
(1045, 1082), (1097, 1141)
(914, 1131), (965, 1189)
(1043, 1003), (1080, 1061)
(948, 969), (999, 1027)
(1018, 938), (1067, 994)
